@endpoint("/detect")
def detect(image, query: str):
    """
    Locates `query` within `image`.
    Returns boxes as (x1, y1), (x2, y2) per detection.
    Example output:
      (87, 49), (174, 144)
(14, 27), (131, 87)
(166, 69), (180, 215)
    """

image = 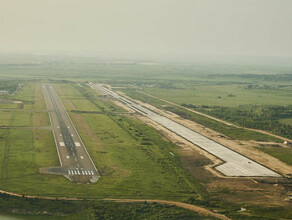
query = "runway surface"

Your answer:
(88, 82), (280, 177)
(41, 84), (100, 183)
